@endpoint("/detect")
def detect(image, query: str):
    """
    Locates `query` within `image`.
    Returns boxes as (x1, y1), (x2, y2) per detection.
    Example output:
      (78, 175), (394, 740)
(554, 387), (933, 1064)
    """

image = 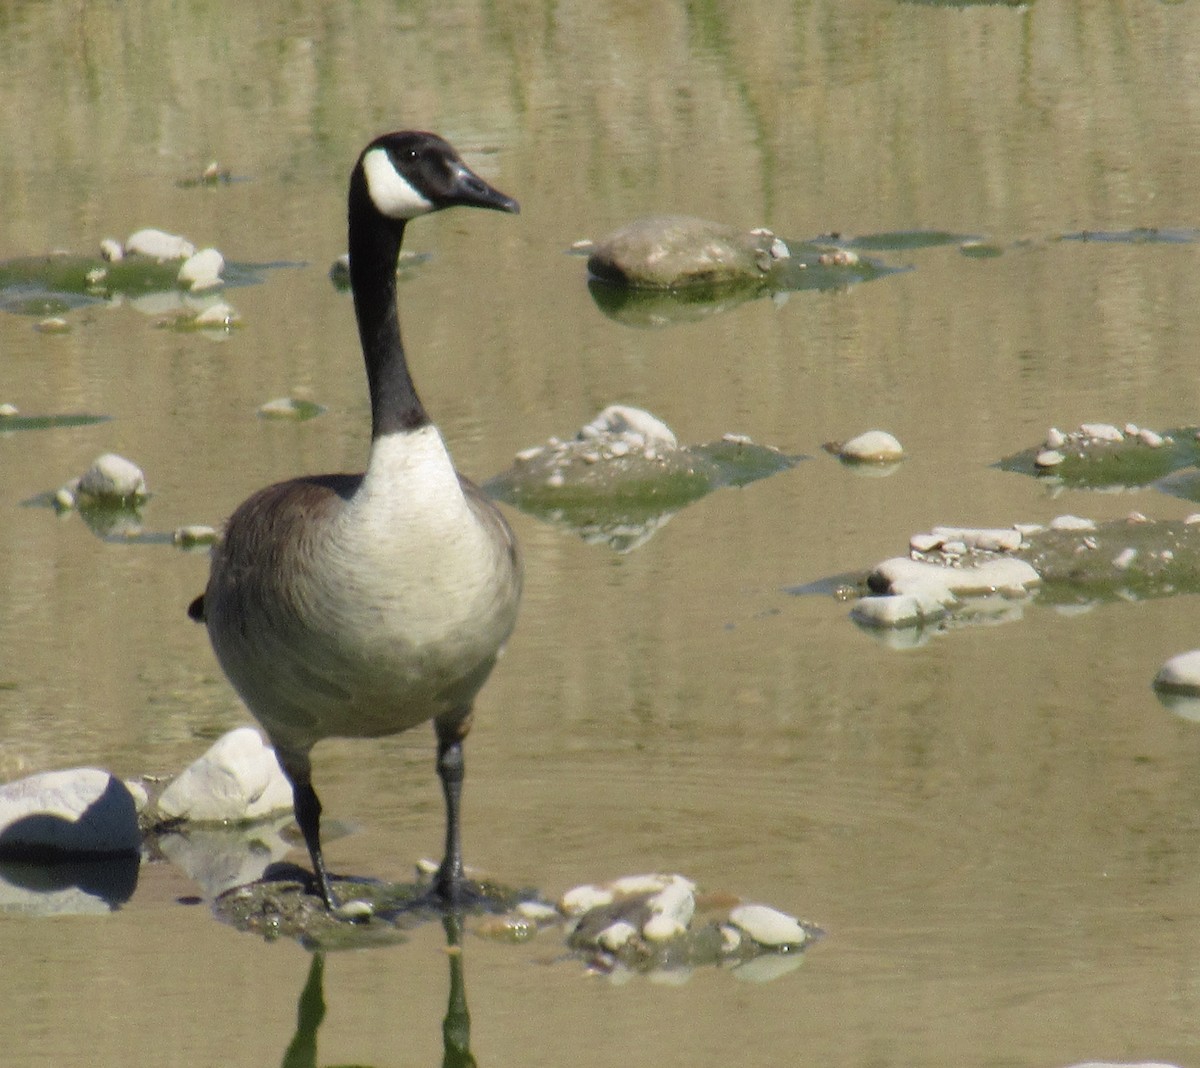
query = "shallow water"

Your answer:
(3, 2), (1200, 1065)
